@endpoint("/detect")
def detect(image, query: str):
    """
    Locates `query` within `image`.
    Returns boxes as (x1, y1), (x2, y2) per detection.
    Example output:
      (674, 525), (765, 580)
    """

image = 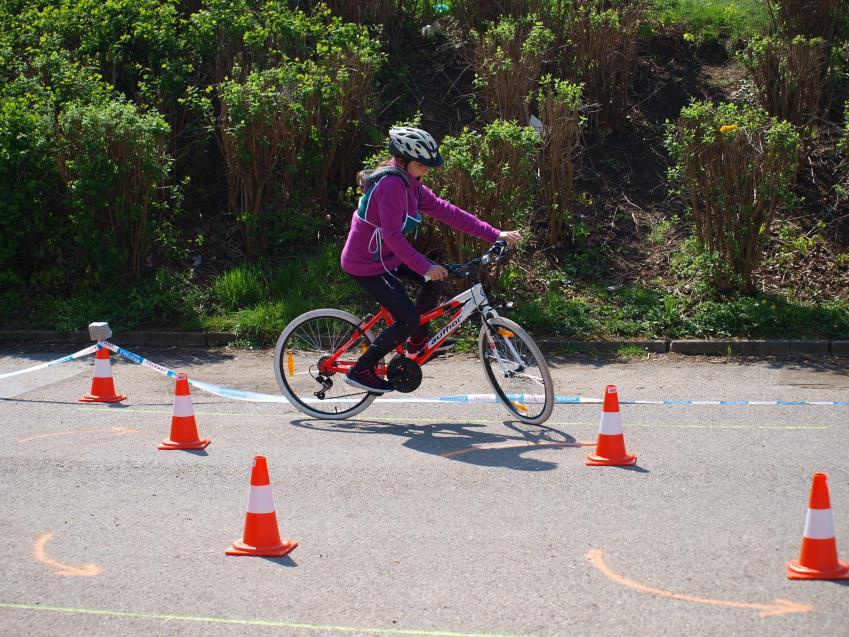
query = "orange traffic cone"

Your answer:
(158, 373), (210, 450)
(227, 456), (298, 557)
(787, 473), (849, 580)
(586, 385), (636, 466)
(80, 346), (126, 403)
